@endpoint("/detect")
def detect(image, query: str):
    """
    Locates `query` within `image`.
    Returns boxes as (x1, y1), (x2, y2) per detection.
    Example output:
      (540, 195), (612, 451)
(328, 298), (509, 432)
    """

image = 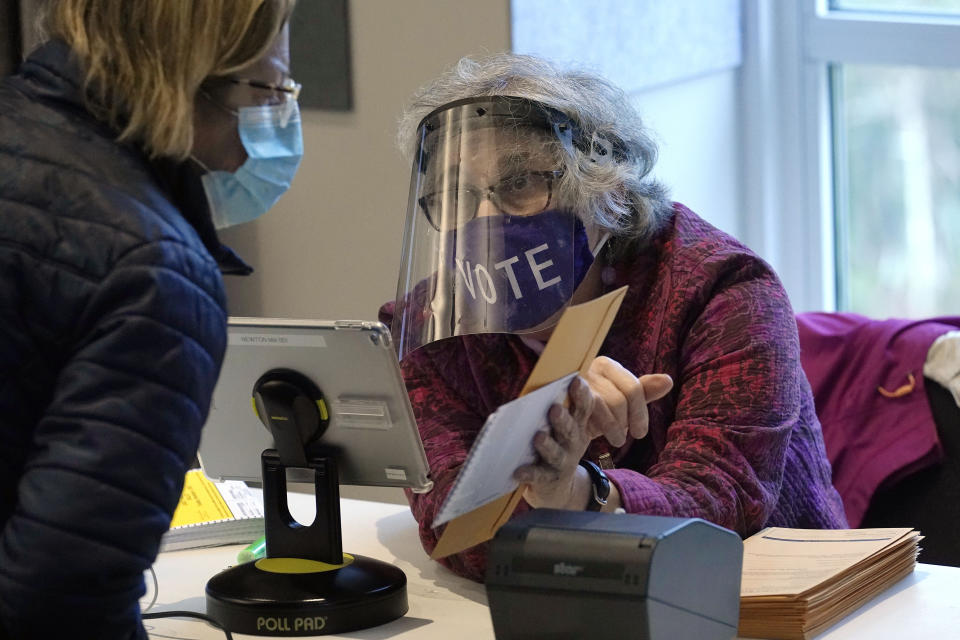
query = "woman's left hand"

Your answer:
(583, 357), (673, 447)
(514, 376), (595, 510)
(513, 359), (674, 510)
